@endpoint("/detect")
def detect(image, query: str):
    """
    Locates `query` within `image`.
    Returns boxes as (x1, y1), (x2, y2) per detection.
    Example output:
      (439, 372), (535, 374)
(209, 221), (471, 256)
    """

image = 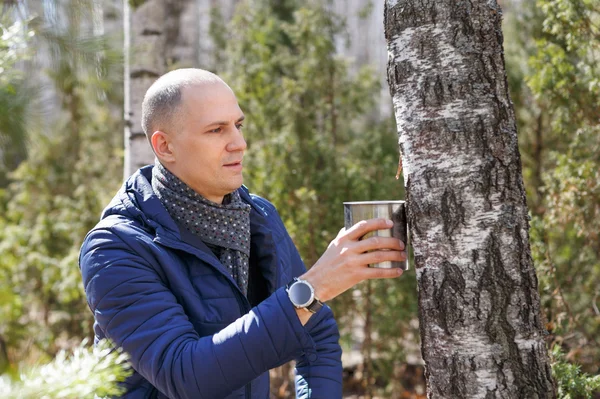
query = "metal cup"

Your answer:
(343, 200), (409, 270)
